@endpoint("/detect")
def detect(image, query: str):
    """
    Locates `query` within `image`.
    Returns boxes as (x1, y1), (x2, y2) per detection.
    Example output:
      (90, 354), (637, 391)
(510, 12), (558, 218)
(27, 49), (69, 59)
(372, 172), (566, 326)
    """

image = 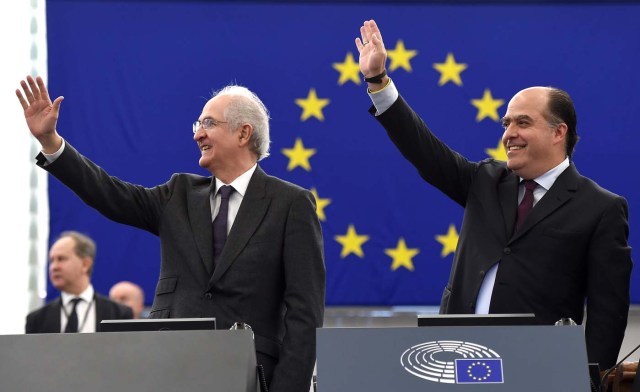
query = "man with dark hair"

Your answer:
(355, 19), (631, 370)
(26, 231), (133, 333)
(16, 76), (325, 392)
